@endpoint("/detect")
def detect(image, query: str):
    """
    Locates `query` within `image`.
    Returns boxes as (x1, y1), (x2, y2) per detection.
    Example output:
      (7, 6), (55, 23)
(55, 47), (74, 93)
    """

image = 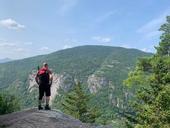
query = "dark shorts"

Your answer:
(39, 84), (51, 100)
